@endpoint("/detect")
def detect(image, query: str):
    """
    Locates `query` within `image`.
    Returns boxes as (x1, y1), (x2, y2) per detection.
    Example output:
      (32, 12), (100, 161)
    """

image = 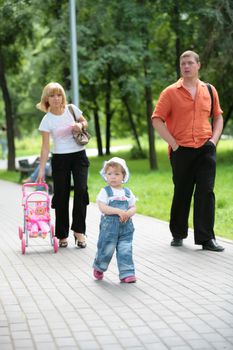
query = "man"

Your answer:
(151, 50), (224, 252)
